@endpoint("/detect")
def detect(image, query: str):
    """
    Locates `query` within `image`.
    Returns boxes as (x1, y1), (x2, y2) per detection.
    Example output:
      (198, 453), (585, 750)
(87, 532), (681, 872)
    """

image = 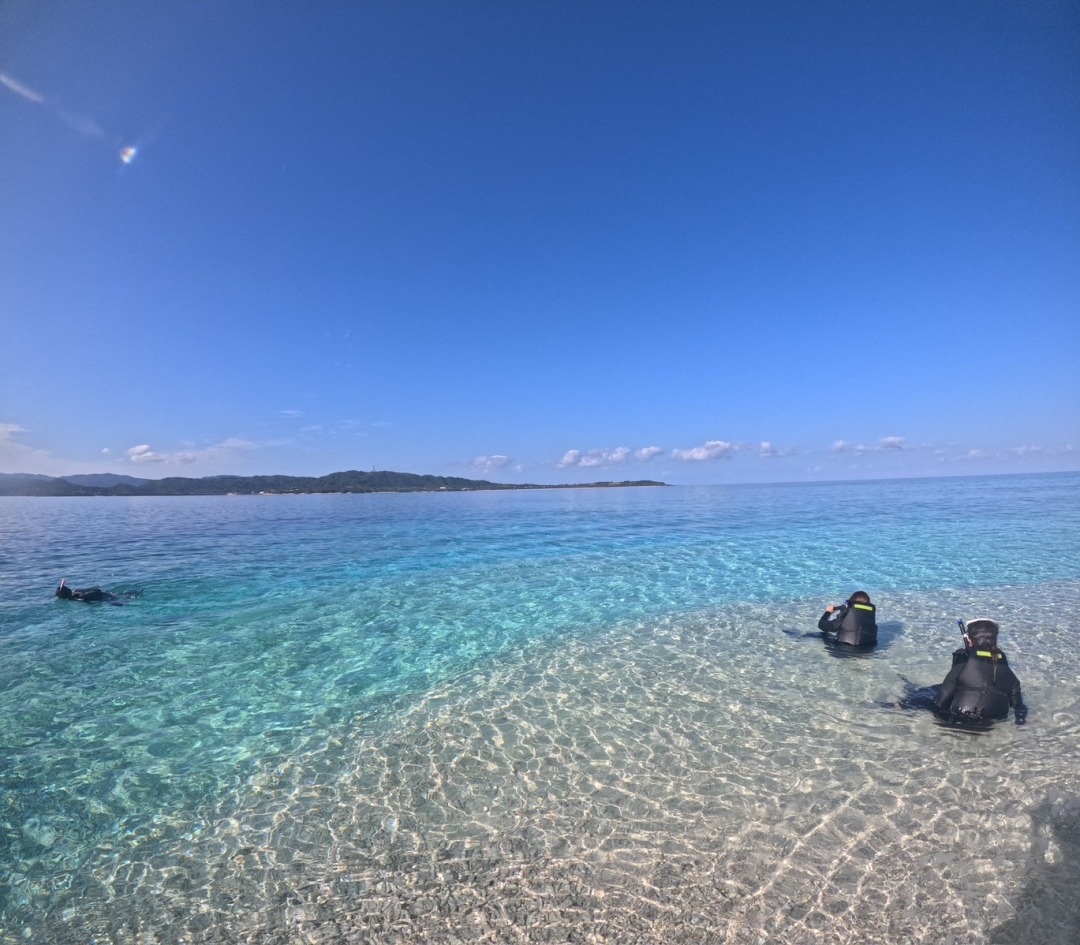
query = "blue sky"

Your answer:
(2, 1), (1077, 485)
